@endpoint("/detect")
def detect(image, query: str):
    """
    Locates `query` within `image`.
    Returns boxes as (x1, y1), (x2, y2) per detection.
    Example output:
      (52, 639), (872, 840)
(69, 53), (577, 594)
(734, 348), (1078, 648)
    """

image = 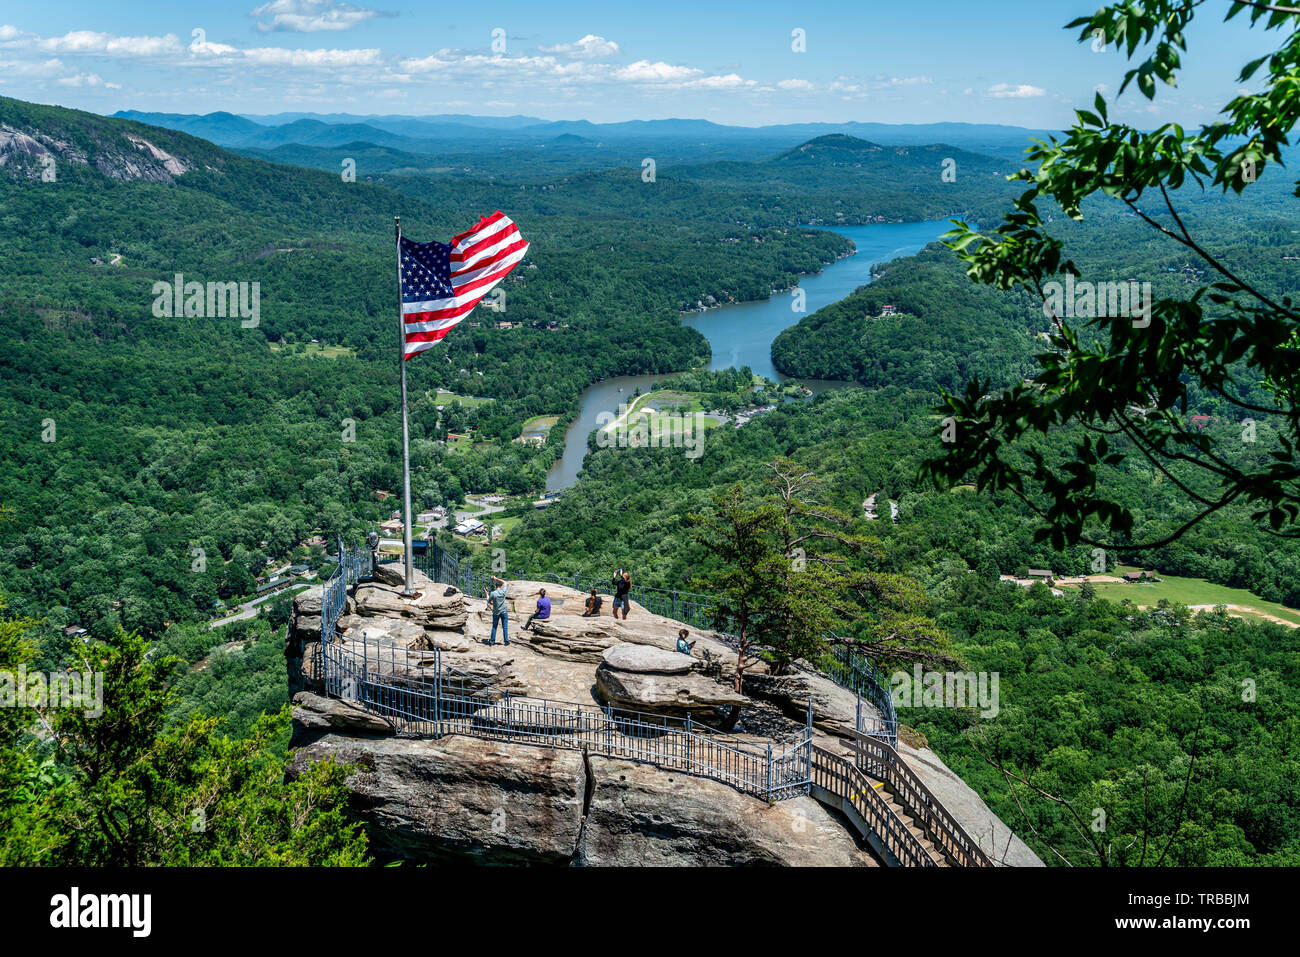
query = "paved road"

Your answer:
(208, 585), (299, 629)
